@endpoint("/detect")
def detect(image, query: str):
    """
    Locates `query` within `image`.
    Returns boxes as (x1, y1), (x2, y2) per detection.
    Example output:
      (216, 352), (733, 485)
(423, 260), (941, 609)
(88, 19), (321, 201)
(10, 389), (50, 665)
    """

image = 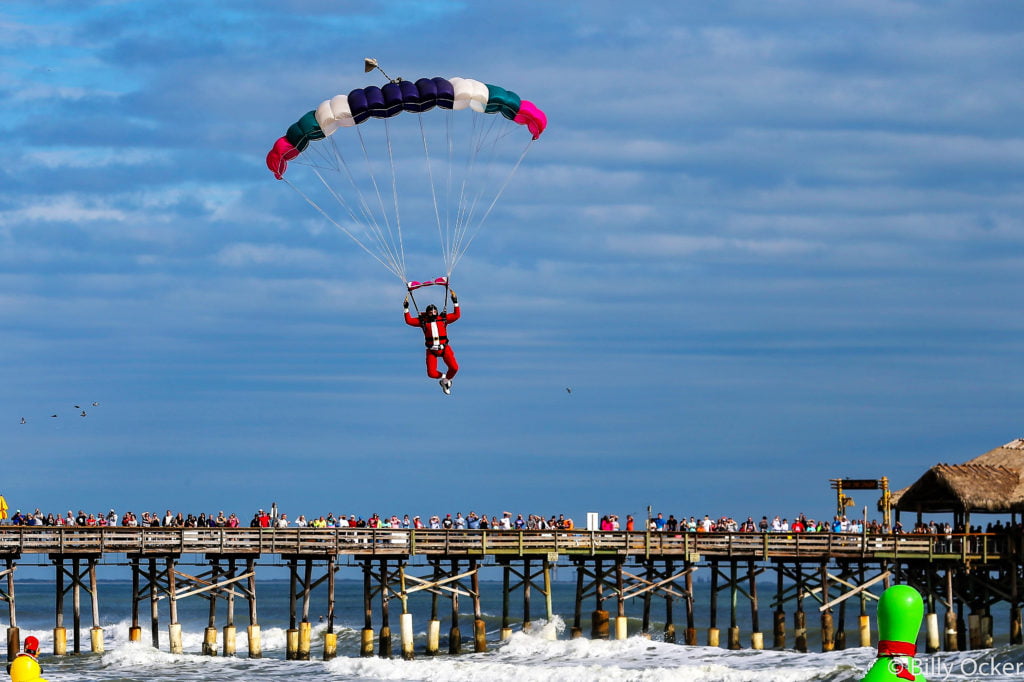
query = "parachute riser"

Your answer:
(406, 278), (451, 314)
